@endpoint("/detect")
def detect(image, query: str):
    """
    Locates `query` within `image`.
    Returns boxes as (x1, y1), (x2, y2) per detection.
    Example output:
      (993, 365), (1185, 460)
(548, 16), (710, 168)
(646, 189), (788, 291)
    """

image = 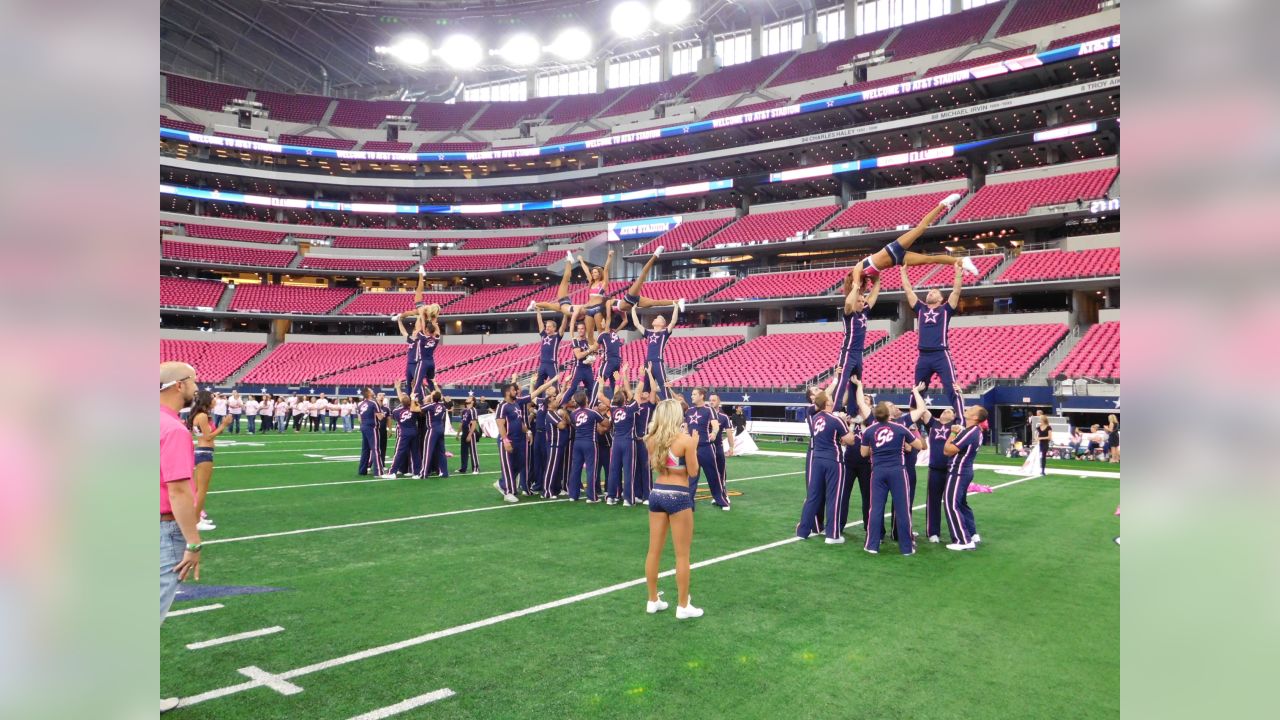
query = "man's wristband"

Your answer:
(186, 543), (203, 553)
